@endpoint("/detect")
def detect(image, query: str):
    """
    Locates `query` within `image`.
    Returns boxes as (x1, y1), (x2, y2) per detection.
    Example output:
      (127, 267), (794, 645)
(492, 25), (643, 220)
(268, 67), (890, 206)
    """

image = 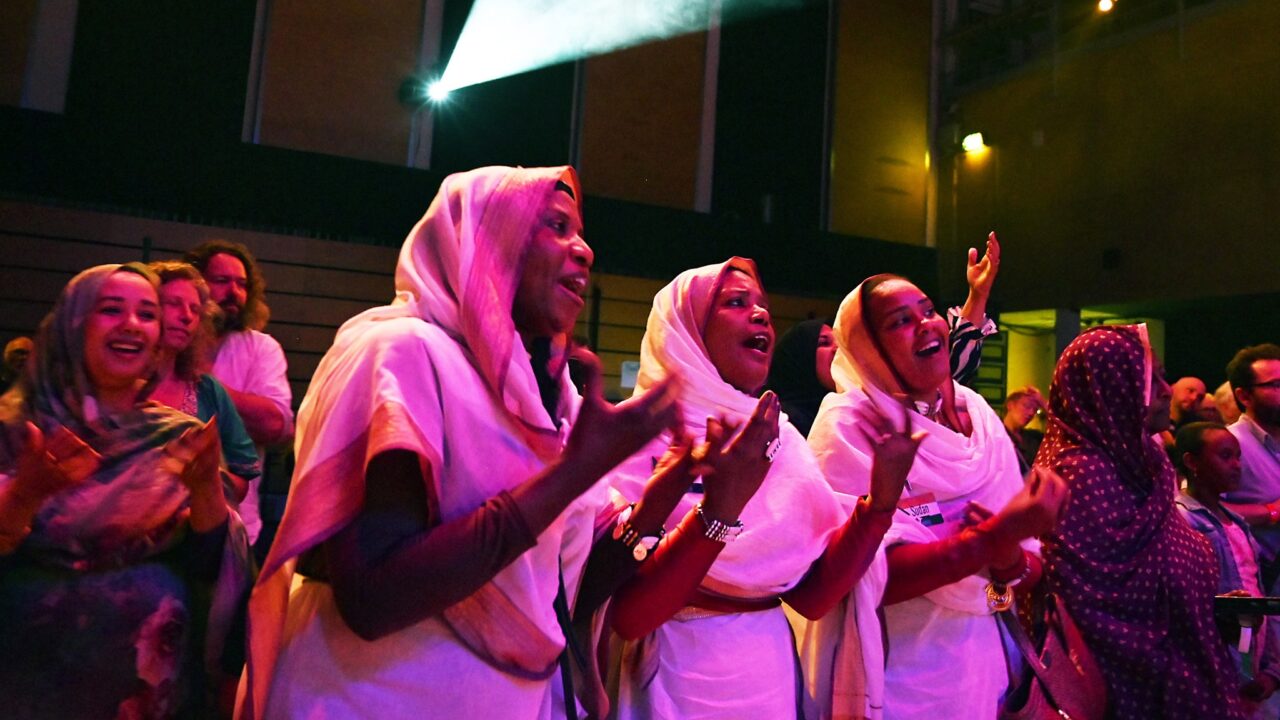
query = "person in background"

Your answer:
(0, 337), (33, 392)
(1198, 392), (1226, 424)
(1217, 381), (1244, 425)
(0, 263), (251, 719)
(1171, 377), (1209, 430)
(1174, 421), (1280, 719)
(1039, 325), (1244, 719)
(1003, 386), (1046, 474)
(1221, 344), (1280, 593)
(185, 240), (293, 550)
